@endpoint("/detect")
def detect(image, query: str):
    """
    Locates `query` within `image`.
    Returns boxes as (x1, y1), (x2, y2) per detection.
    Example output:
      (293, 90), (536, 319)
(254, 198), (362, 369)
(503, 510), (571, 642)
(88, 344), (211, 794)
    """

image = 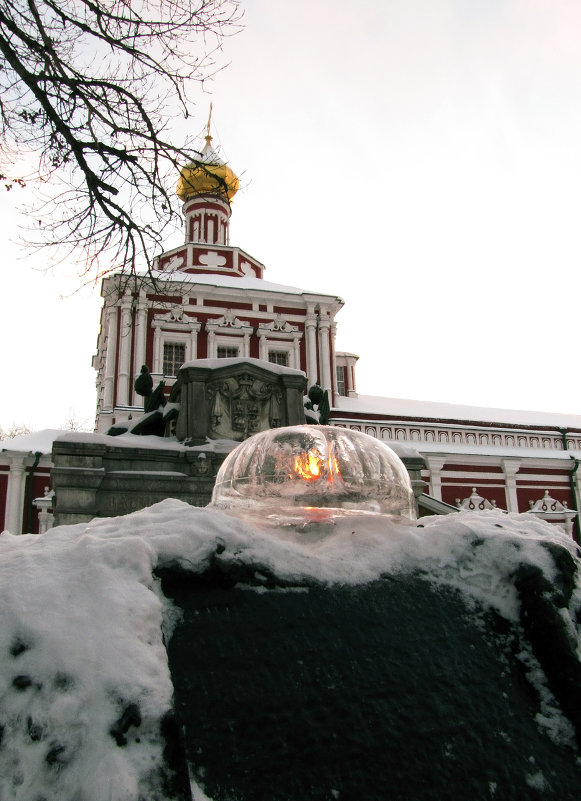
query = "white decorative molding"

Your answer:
(152, 304), (193, 325)
(334, 421), (568, 451)
(207, 310), (252, 331)
(199, 251), (227, 268)
(455, 488), (501, 512)
(258, 315), (299, 334)
(165, 254), (185, 273)
(151, 308), (201, 374)
(204, 312), (252, 359)
(528, 490), (577, 537)
(257, 315), (303, 369)
(33, 487), (55, 534)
